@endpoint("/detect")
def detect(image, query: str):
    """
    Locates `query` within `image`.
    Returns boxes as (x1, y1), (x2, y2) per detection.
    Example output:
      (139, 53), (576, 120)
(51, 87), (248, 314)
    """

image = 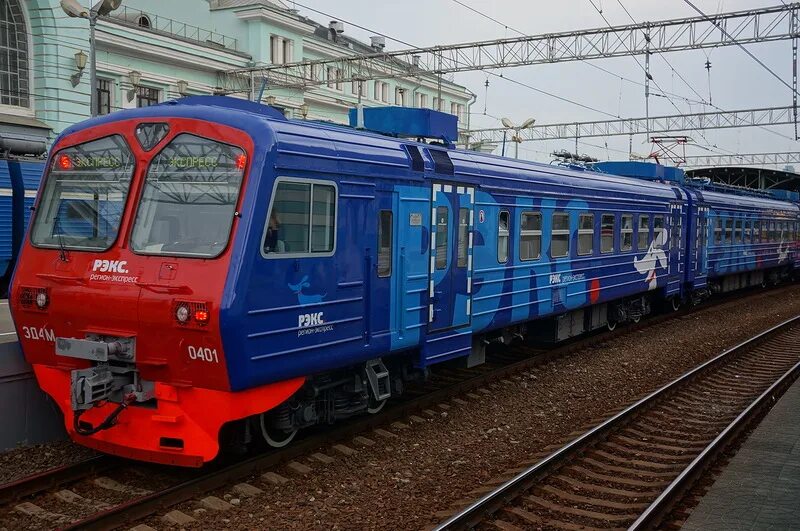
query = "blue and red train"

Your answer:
(10, 97), (799, 466)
